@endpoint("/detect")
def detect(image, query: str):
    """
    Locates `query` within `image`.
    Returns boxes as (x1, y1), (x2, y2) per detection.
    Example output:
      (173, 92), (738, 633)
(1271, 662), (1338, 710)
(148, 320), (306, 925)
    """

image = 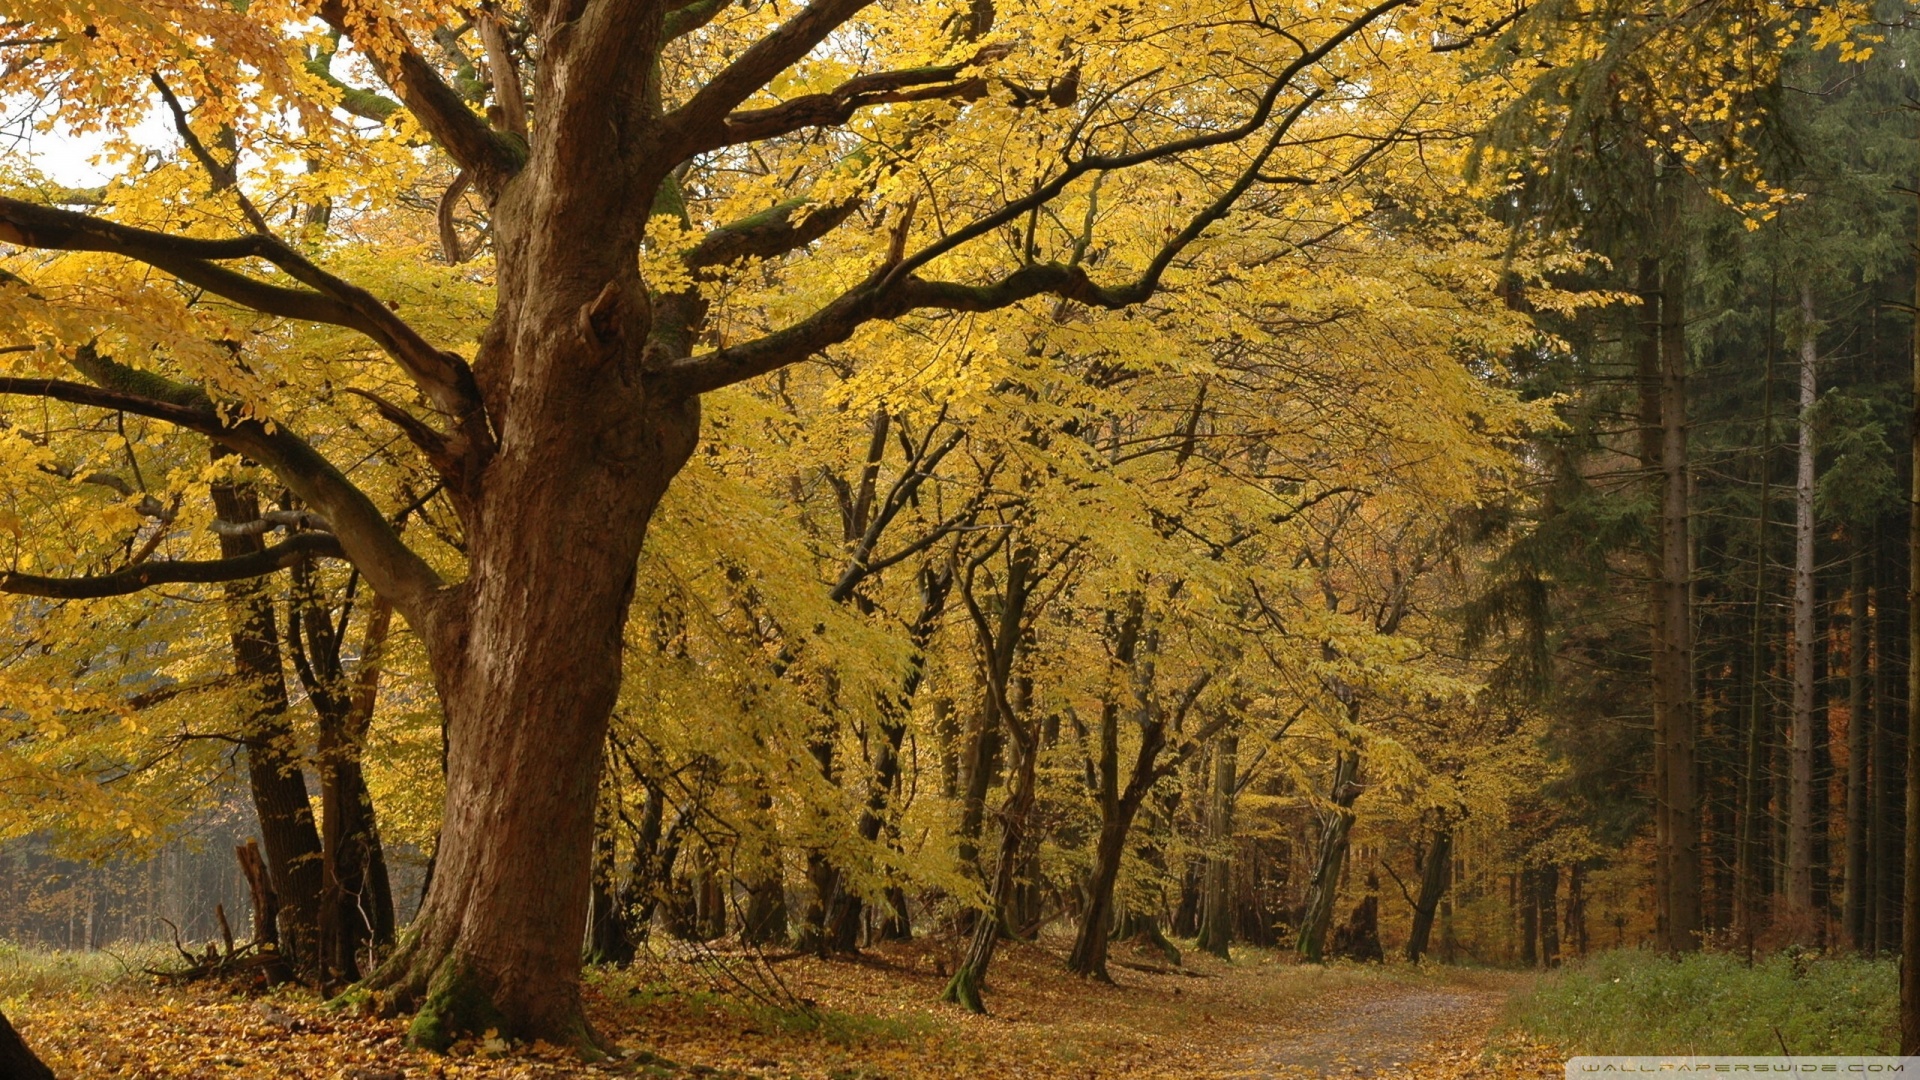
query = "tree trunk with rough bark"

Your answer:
(941, 737), (1037, 1014)
(824, 563), (952, 949)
